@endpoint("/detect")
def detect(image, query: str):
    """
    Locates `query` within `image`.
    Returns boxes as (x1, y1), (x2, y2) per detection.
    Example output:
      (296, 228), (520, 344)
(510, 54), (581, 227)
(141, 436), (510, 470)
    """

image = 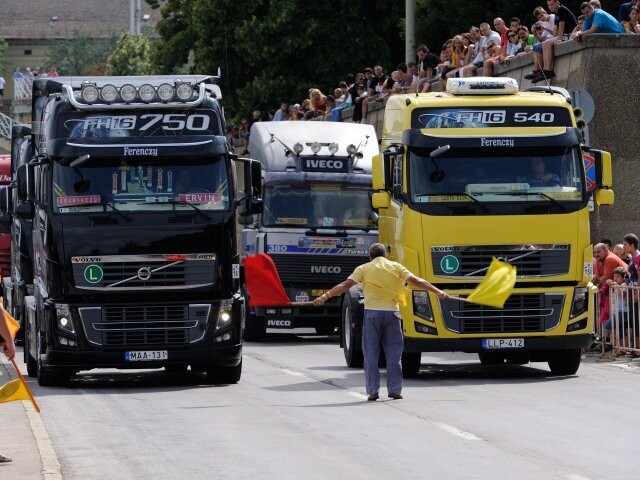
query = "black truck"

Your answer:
(0, 75), (262, 386)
